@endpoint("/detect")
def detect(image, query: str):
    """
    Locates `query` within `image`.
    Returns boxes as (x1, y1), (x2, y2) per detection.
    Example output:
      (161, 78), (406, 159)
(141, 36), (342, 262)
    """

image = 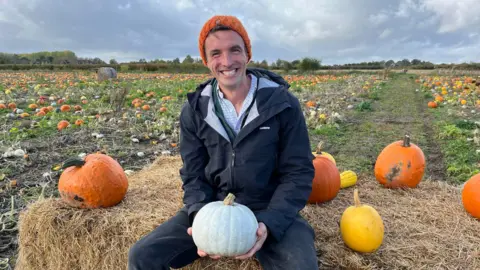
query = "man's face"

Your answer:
(204, 30), (249, 90)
